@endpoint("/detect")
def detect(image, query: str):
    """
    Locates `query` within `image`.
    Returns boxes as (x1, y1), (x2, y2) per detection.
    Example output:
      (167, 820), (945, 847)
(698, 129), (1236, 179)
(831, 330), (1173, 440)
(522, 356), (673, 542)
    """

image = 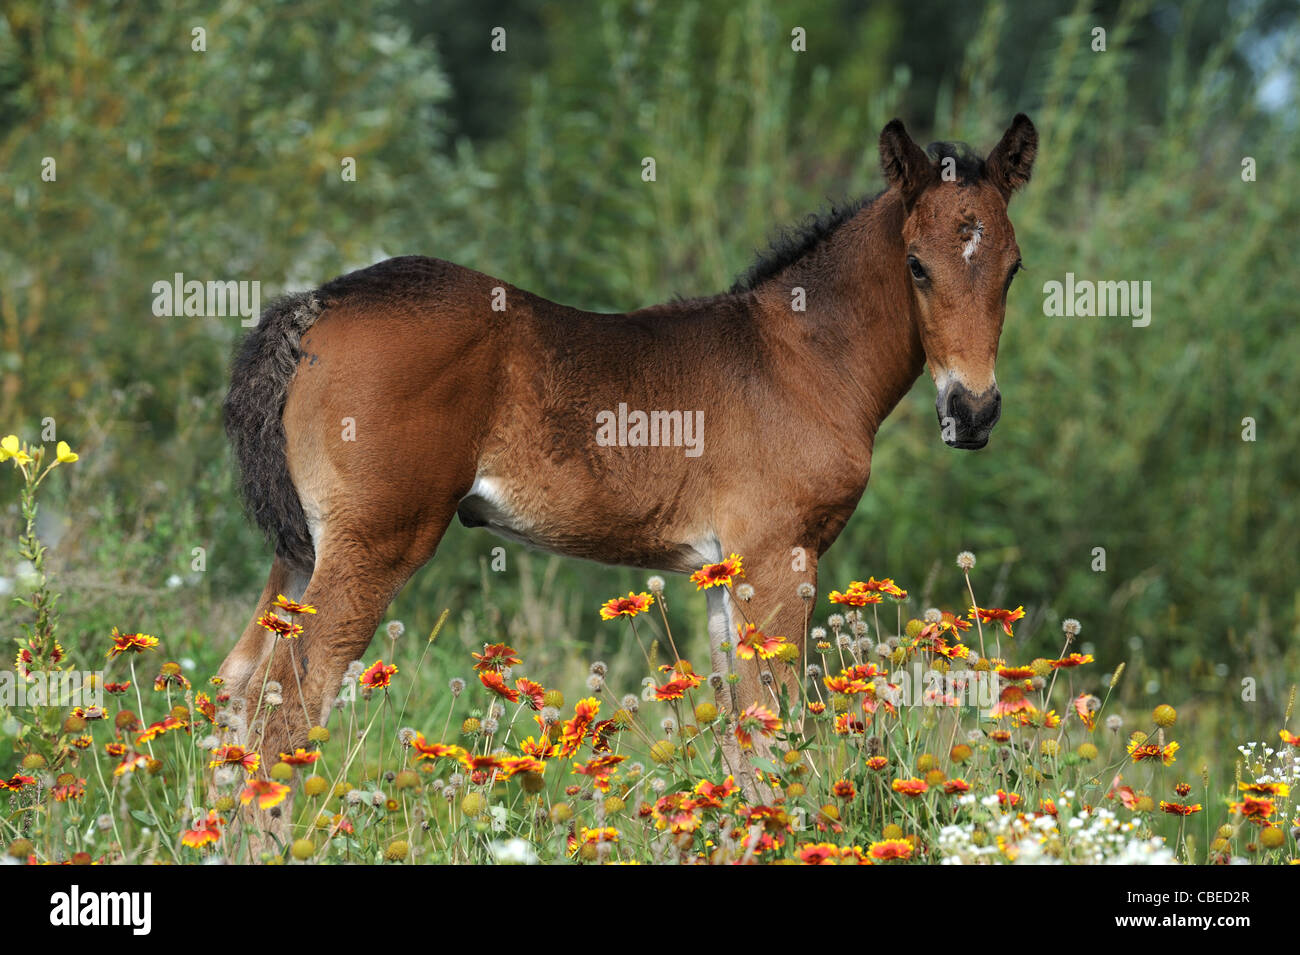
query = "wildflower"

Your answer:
(209, 744), (260, 774)
(734, 704), (781, 750)
(1230, 797), (1275, 822)
(579, 826), (619, 844)
(181, 811), (224, 849)
(834, 713), (866, 736)
(1280, 730), (1300, 748)
(107, 628), (158, 658)
(868, 839), (913, 861)
(359, 660), (398, 691)
(272, 594), (317, 615)
(52, 776), (86, 801)
(1128, 739), (1179, 765)
(734, 623), (786, 661)
(470, 669), (518, 703)
(969, 606), (1026, 637)
(1052, 653), (1094, 668)
(1153, 704), (1177, 728)
(1239, 781), (1290, 798)
(653, 666), (702, 701)
(956, 551), (976, 571)
(497, 756), (547, 779)
(1072, 693), (1101, 730)
(55, 441), (79, 464)
(943, 778), (971, 795)
(1160, 801), (1202, 816)
(690, 553), (744, 590)
(558, 698), (601, 758)
(996, 789), (1021, 808)
(832, 780), (856, 800)
(990, 683), (1036, 719)
(828, 586), (883, 607)
(153, 662), (191, 691)
(0, 435), (32, 466)
(114, 753), (150, 776)
(599, 591), (654, 620)
(411, 734), (467, 762)
(256, 613), (302, 638)
(472, 643), (522, 672)
(279, 748), (321, 766)
(799, 842), (852, 864)
(240, 779), (291, 810)
(574, 753), (626, 792)
(136, 715), (187, 746)
(513, 677), (545, 710)
(892, 778), (928, 797)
